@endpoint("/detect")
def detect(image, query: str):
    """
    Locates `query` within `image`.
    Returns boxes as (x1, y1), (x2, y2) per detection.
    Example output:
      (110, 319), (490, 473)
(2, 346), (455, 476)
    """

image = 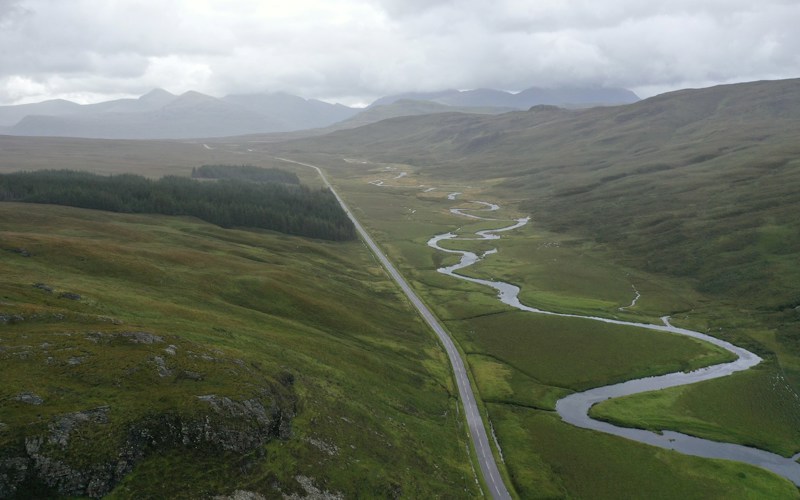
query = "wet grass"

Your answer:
(490, 404), (799, 499)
